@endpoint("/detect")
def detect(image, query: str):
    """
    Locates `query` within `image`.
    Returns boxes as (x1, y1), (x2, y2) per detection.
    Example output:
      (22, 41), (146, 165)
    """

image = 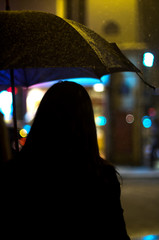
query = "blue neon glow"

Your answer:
(67, 77), (101, 86)
(100, 75), (110, 86)
(143, 52), (154, 67)
(30, 78), (100, 88)
(30, 76), (111, 88)
(95, 116), (107, 126)
(23, 124), (31, 134)
(67, 76), (110, 86)
(143, 235), (159, 240)
(142, 116), (152, 128)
